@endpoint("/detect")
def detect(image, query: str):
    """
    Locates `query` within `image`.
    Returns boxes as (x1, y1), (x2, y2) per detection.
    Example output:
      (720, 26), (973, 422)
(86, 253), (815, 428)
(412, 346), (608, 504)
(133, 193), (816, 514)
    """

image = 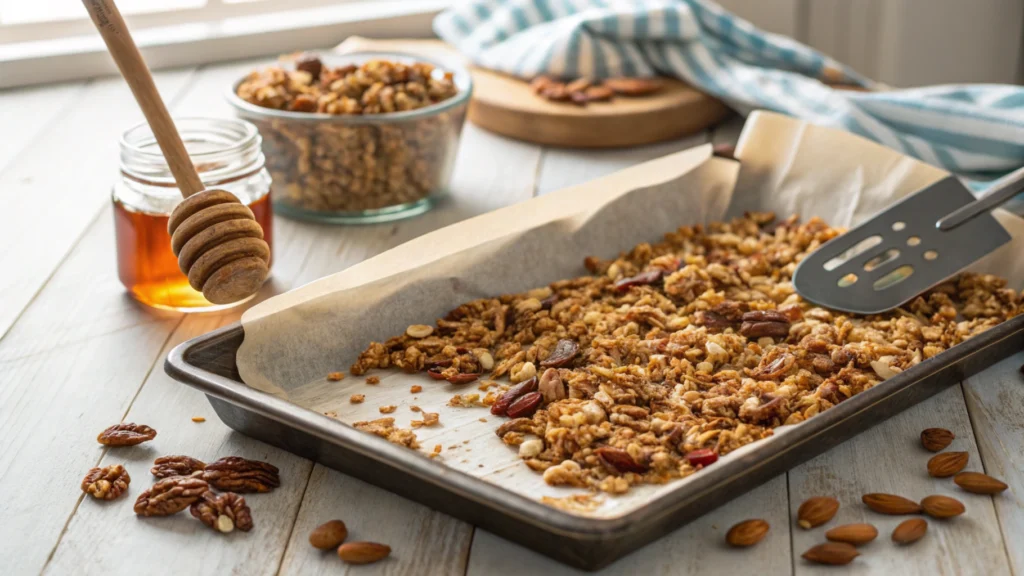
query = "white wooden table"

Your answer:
(2, 58), (1022, 576)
